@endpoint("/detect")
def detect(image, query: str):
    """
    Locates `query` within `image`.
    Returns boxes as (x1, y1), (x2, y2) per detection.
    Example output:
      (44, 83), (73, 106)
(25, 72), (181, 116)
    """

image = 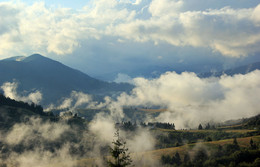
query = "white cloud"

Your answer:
(89, 112), (116, 144)
(19, 2), (82, 55)
(1, 82), (42, 104)
(149, 0), (183, 17)
(251, 4), (260, 25)
(5, 117), (70, 145)
(0, 0), (259, 59)
(114, 3), (260, 57)
(107, 70), (260, 128)
(133, 0), (143, 5)
(45, 91), (93, 111)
